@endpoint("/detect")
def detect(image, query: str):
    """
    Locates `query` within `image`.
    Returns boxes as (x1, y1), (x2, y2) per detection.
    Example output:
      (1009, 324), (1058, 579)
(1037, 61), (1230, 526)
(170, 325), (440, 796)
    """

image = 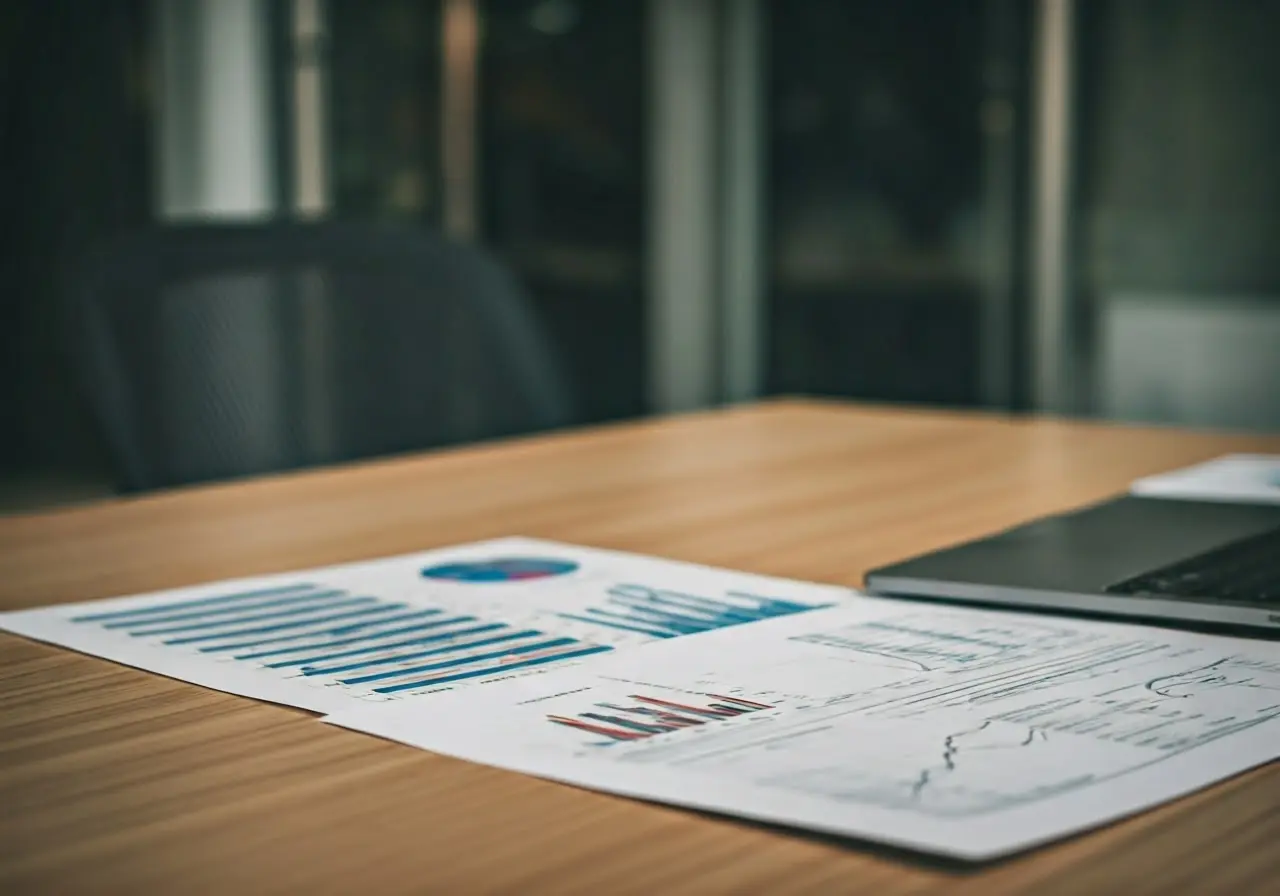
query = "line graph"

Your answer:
(1145, 656), (1280, 699)
(907, 720), (1048, 800)
(289, 600), (1280, 858)
(788, 614), (1094, 673)
(757, 717), (1131, 817)
(604, 626), (1280, 817)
